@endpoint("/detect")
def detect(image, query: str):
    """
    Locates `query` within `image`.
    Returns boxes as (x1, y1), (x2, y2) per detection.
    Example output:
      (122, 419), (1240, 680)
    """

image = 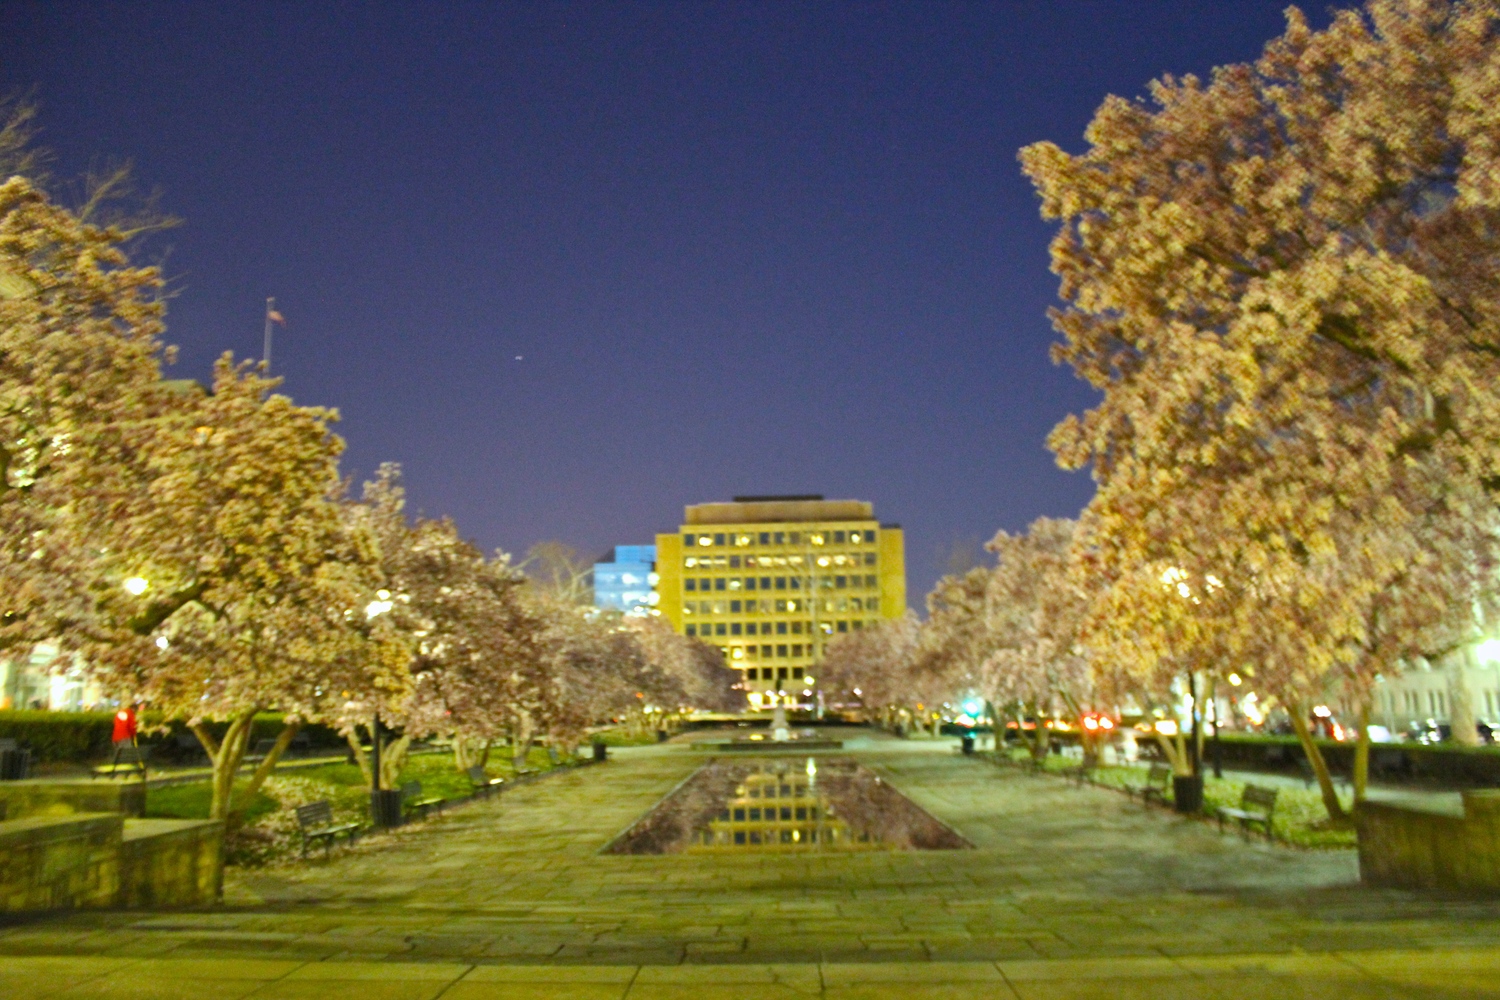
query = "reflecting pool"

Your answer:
(606, 758), (972, 854)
